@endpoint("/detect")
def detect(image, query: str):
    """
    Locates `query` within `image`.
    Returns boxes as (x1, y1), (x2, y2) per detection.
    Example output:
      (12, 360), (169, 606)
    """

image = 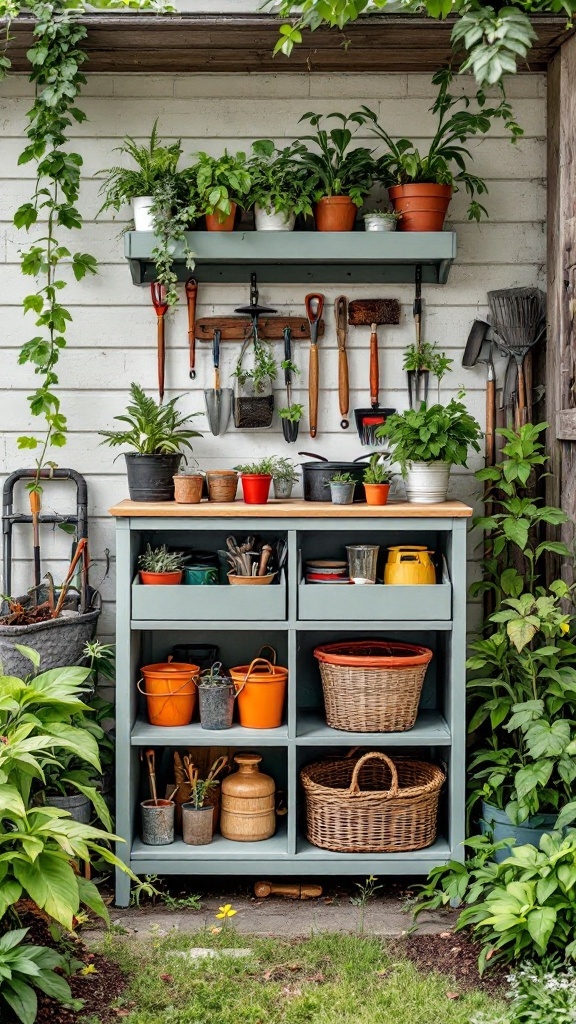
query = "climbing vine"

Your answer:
(0, 0), (163, 488)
